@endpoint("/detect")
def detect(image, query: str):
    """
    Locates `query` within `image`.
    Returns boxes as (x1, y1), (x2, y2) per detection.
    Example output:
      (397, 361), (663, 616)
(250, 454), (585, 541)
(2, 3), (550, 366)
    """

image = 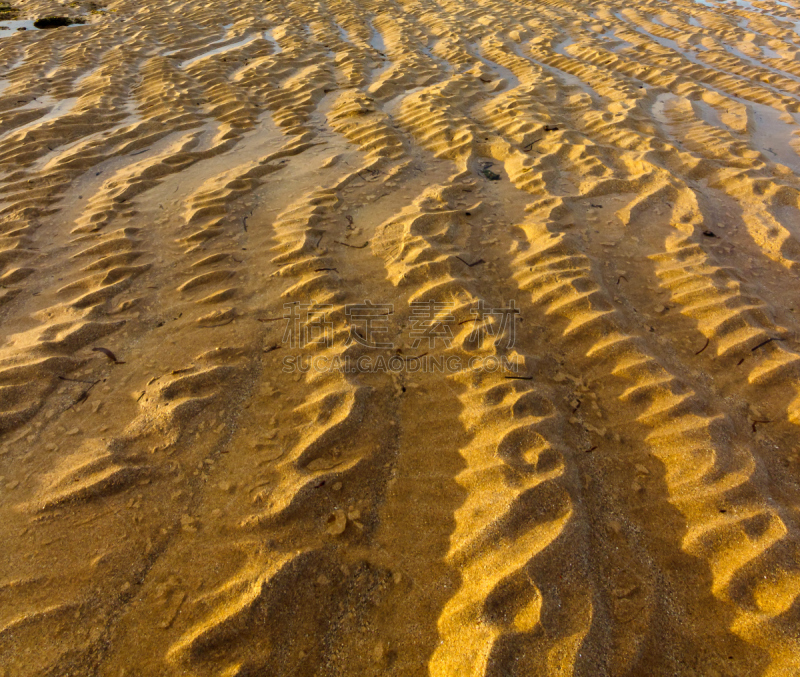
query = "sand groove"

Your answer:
(4, 0), (800, 673)
(512, 202), (800, 675)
